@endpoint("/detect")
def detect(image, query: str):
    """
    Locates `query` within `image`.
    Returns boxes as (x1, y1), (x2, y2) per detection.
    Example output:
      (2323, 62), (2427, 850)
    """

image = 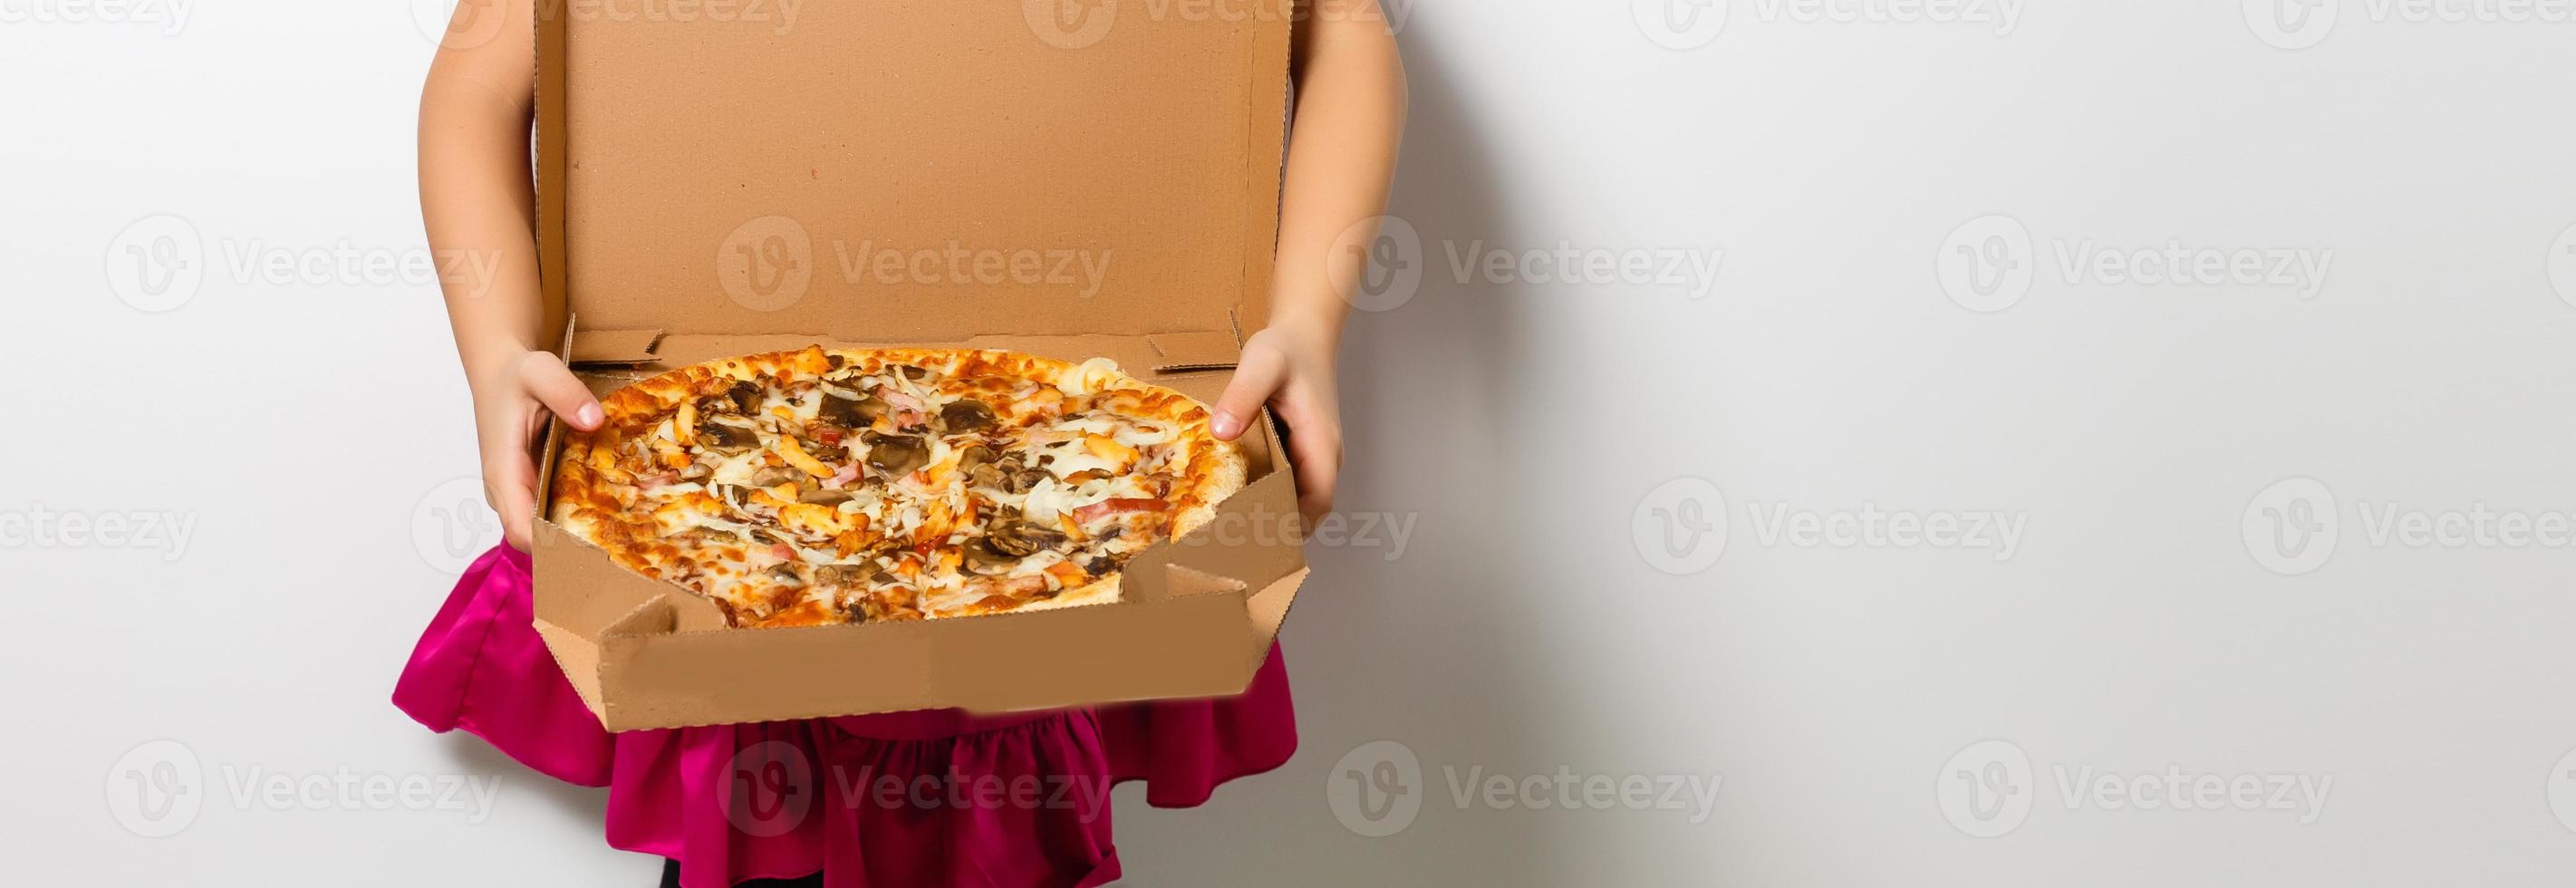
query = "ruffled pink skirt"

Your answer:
(394, 546), (1296, 888)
